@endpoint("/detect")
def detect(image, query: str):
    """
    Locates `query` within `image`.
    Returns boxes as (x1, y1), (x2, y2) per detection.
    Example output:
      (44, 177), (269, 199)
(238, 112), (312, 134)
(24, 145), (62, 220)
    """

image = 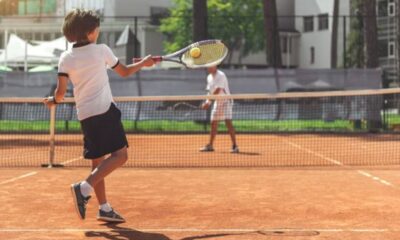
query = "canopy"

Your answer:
(28, 65), (55, 72)
(0, 65), (12, 72)
(0, 34), (71, 66)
